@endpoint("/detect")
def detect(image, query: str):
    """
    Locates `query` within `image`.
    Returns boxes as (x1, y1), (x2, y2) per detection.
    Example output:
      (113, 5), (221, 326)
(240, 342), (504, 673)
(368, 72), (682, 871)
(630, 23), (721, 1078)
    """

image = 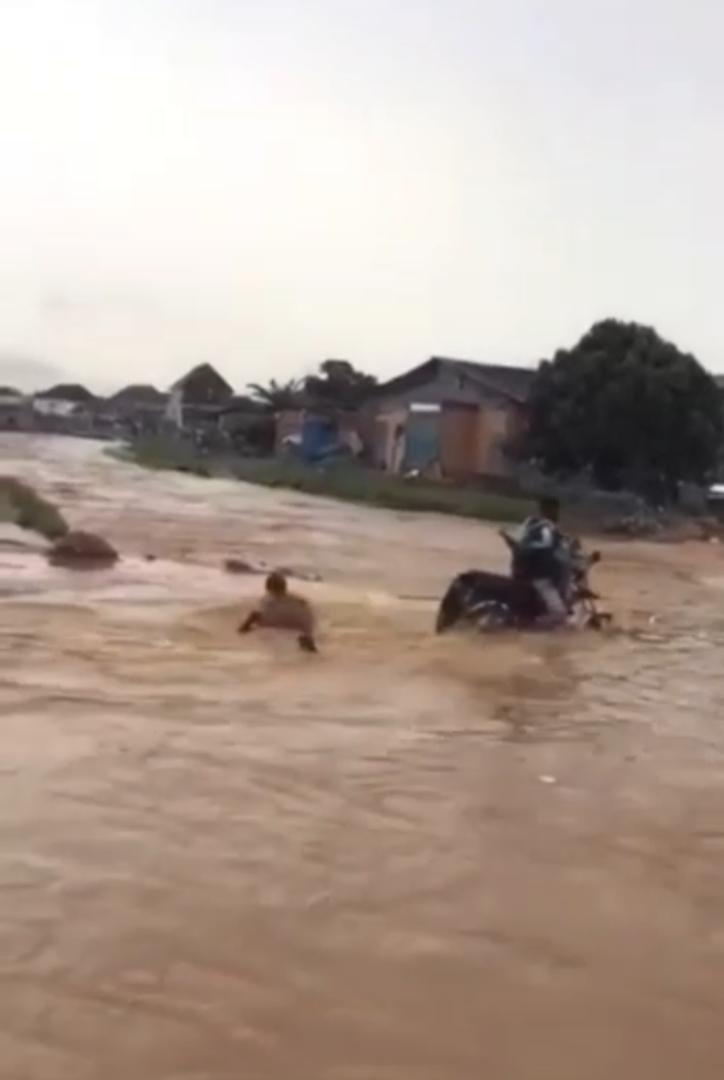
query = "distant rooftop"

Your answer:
(375, 356), (536, 404)
(107, 384), (167, 406)
(35, 383), (96, 402)
(171, 363), (233, 402)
